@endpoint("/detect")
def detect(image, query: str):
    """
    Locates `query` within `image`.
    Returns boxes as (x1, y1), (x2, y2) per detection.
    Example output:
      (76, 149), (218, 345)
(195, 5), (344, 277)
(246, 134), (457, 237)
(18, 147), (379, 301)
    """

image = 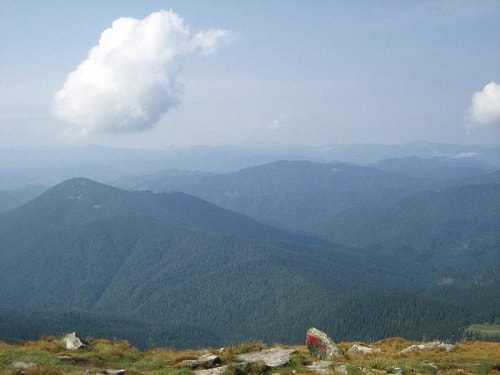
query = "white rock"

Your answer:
(194, 365), (228, 375)
(400, 341), (455, 354)
(347, 344), (381, 354)
(307, 360), (334, 374)
(237, 348), (297, 368)
(63, 332), (87, 350)
(334, 364), (348, 375)
(10, 361), (37, 370)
